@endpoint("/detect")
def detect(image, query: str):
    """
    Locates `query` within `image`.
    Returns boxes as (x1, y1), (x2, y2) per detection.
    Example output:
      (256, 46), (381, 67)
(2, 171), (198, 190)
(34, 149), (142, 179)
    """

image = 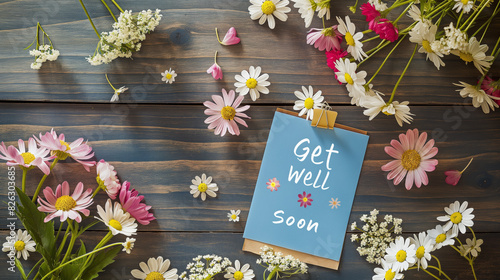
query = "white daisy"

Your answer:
(224, 260), (255, 280)
(384, 236), (416, 272)
(334, 58), (367, 105)
(96, 199), (138, 236)
(373, 259), (404, 280)
(122, 237), (136, 254)
(407, 4), (421, 21)
(453, 0), (473, 14)
(248, 0), (291, 30)
(291, 0), (315, 28)
(363, 92), (414, 126)
(369, 0), (388, 12)
(2, 229), (36, 260)
(409, 23), (445, 70)
(111, 86), (128, 102)
(315, 0), (331, 20)
(161, 68), (177, 84)
(451, 37), (494, 75)
(336, 16), (367, 61)
(234, 66), (271, 101)
(427, 225), (455, 250)
(437, 201), (474, 237)
(190, 173), (218, 201)
(228, 209), (241, 222)
(409, 232), (434, 270)
(131, 256), (179, 280)
(293, 85), (324, 120)
(454, 81), (499, 114)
